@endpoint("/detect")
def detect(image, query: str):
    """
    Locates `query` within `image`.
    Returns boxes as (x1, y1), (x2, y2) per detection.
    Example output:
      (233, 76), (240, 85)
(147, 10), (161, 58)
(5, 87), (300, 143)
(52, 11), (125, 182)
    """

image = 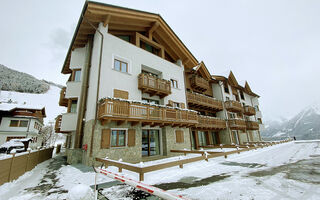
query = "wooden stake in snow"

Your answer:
(96, 167), (190, 200)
